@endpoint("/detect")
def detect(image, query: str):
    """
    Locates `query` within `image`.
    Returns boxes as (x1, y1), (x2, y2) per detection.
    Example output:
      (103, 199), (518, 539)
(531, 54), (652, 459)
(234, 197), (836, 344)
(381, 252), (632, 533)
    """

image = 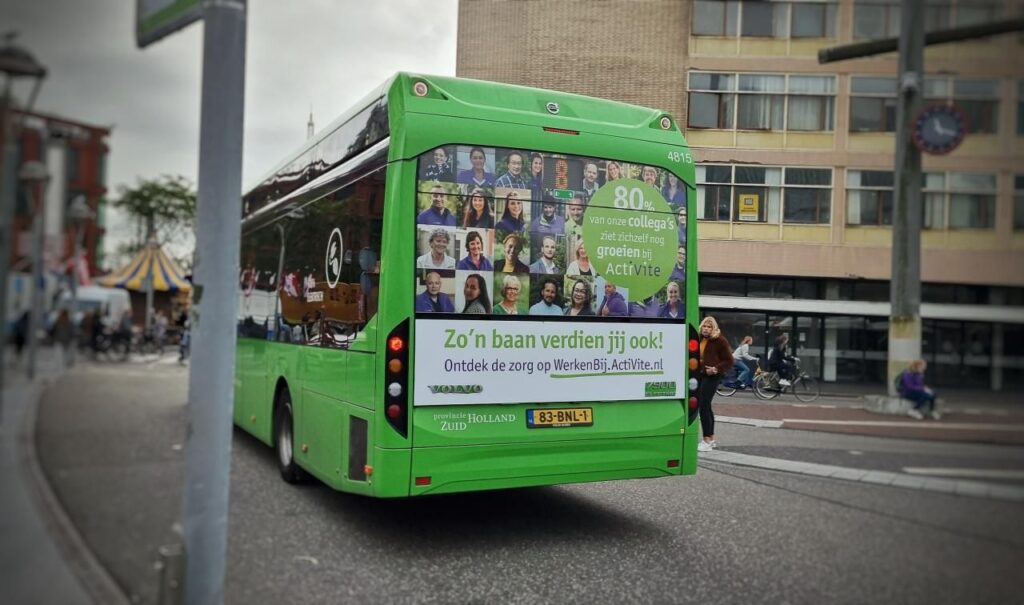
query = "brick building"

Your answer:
(457, 0), (1024, 390)
(6, 109), (109, 281)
